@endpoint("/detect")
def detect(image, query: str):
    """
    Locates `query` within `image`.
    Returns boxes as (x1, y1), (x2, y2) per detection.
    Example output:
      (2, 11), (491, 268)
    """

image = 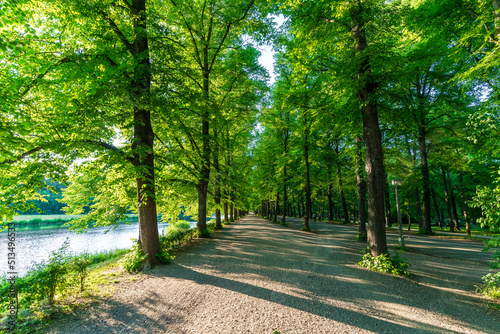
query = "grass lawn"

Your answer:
(392, 224), (500, 237)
